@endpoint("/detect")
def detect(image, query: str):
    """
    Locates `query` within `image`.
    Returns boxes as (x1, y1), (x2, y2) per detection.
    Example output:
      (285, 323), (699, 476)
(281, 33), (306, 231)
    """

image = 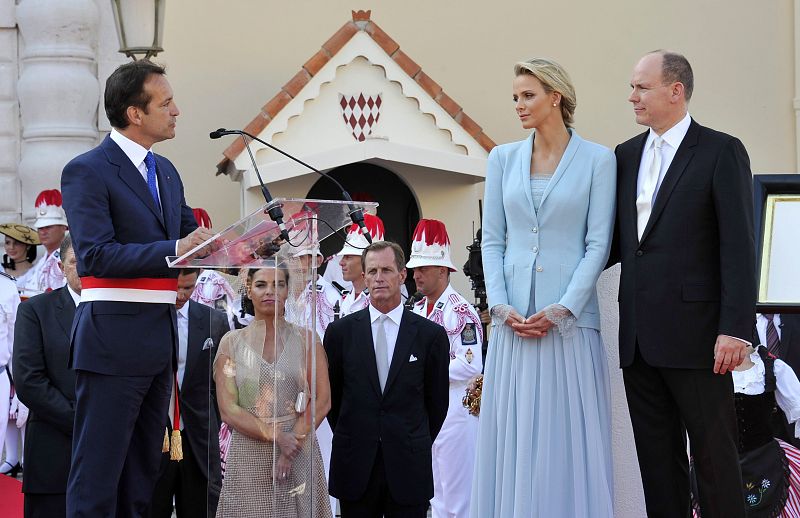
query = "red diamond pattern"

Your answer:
(338, 93), (382, 142)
